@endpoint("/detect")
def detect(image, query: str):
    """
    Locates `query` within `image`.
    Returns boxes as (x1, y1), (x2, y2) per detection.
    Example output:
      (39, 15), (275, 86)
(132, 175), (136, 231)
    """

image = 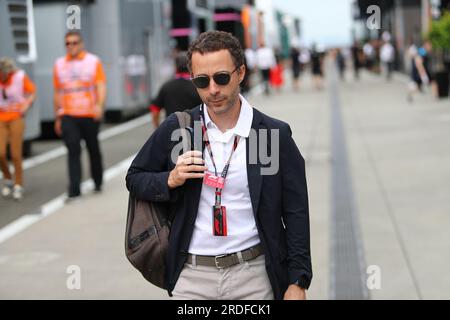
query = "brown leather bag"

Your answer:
(125, 111), (192, 289)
